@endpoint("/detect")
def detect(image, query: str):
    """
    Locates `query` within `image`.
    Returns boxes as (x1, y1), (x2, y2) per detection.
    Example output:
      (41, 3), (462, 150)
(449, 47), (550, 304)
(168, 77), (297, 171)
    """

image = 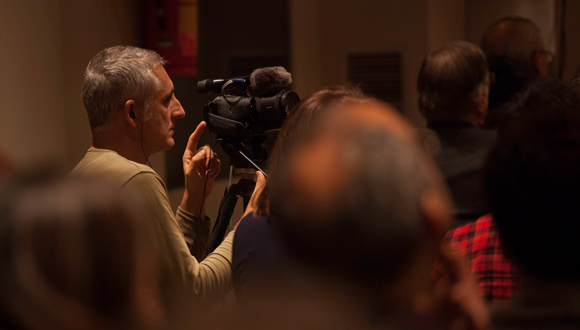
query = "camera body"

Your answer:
(198, 72), (299, 170)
